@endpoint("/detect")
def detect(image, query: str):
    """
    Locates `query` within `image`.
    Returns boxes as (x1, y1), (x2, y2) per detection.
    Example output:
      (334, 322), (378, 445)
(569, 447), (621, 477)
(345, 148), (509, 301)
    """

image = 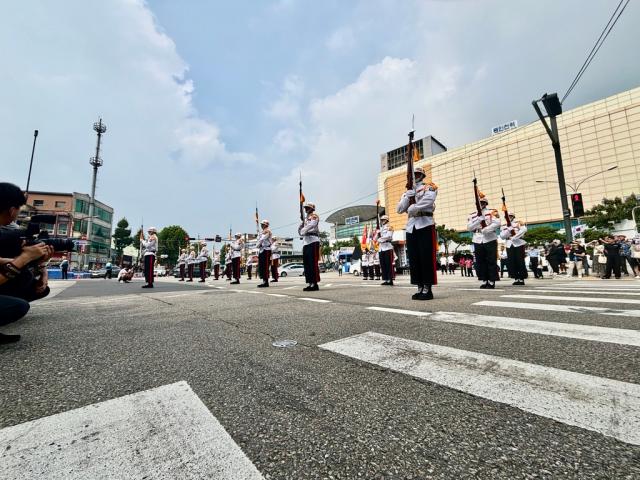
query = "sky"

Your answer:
(1, 0), (639, 240)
